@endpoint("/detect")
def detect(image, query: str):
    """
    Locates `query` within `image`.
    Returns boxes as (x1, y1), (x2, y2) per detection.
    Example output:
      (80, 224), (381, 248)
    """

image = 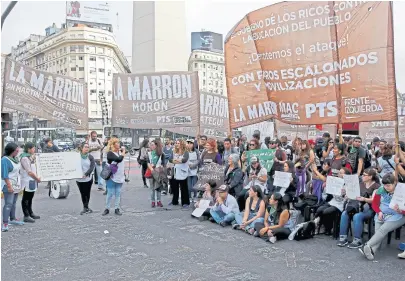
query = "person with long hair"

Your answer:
(233, 185), (265, 235)
(102, 137), (125, 216)
(2, 143), (24, 231)
(192, 180), (217, 221)
(20, 142), (41, 223)
(292, 137), (302, 162)
(186, 139), (200, 202)
(280, 161), (297, 206)
(322, 137), (335, 160)
(76, 142), (96, 215)
(225, 154), (245, 206)
(139, 138), (150, 189)
(330, 143), (352, 177)
(147, 139), (166, 208)
(241, 139), (260, 172)
(337, 168), (380, 248)
(376, 143), (396, 178)
(359, 174), (405, 260)
(253, 192), (294, 243)
(170, 139), (190, 207)
(200, 138), (222, 165)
